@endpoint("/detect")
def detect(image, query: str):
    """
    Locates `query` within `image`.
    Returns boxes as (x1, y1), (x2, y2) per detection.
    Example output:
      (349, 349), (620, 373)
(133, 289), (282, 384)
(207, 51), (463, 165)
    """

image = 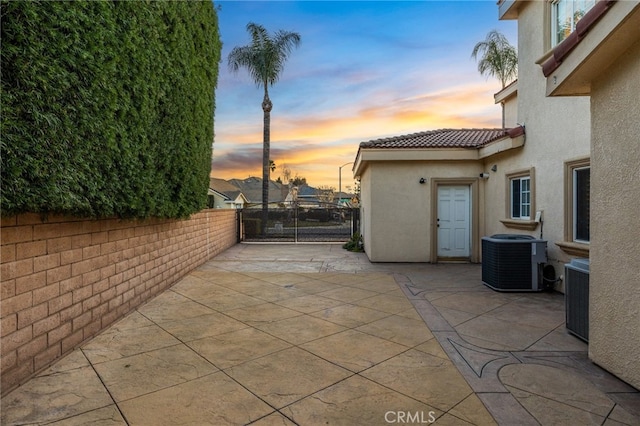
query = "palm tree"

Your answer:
(228, 23), (301, 235)
(471, 30), (517, 129)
